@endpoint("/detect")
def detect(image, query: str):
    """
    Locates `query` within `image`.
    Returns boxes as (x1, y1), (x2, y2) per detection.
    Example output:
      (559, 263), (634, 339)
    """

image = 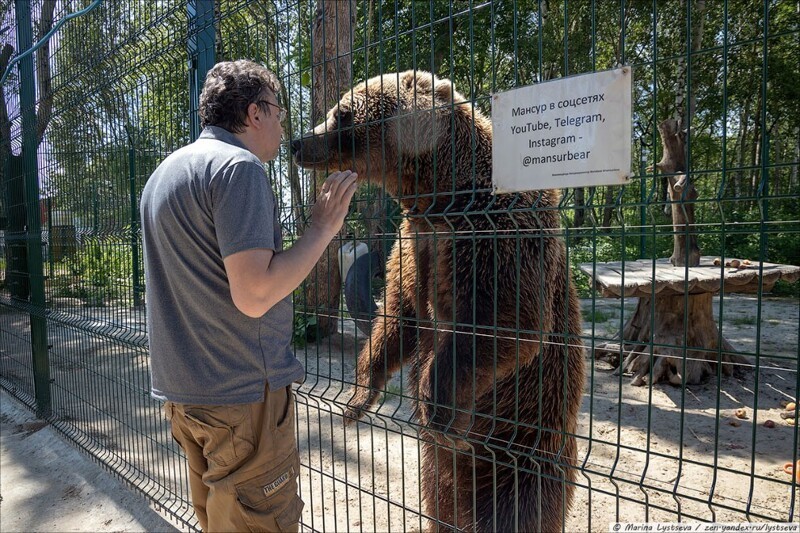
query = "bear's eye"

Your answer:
(336, 110), (353, 130)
